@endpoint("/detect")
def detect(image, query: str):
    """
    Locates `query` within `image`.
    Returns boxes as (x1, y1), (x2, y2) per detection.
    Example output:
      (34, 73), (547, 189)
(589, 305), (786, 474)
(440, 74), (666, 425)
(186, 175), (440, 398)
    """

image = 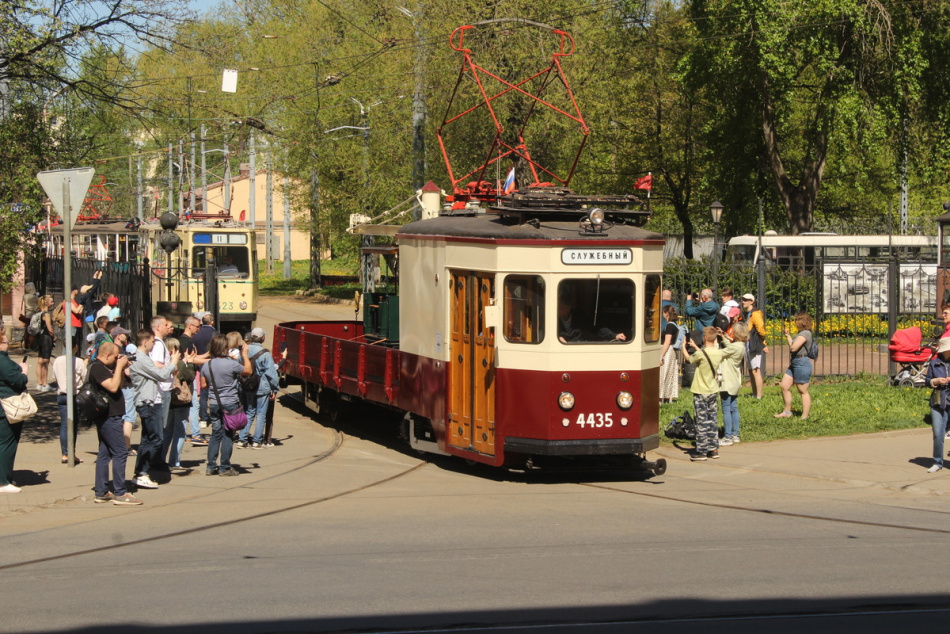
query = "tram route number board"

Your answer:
(193, 233), (248, 245)
(561, 248), (632, 265)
